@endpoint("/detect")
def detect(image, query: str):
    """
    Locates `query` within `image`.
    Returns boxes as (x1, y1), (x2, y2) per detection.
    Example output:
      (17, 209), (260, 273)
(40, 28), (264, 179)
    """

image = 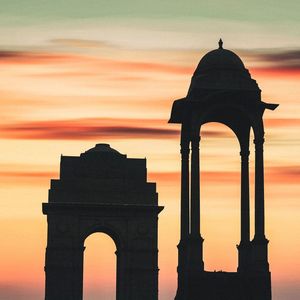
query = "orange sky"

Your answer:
(0, 4), (300, 299)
